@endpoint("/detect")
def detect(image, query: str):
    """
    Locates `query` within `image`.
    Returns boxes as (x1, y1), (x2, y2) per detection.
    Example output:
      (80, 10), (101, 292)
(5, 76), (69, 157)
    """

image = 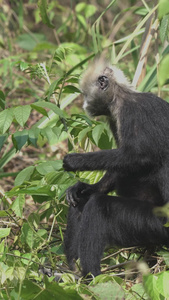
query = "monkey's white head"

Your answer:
(80, 58), (133, 117)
